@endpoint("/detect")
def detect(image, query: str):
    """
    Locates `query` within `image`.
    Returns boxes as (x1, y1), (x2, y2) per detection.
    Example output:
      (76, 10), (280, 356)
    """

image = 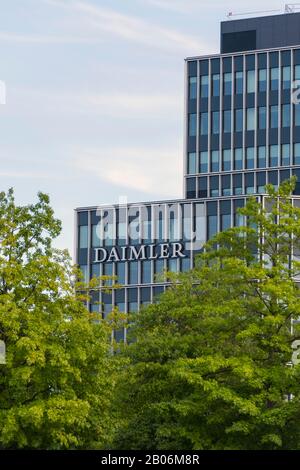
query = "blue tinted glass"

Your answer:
(233, 174), (243, 195)
(246, 147), (255, 170)
(200, 151), (208, 173)
(281, 144), (290, 166)
(189, 113), (197, 136)
(211, 151), (219, 172)
(188, 152), (197, 174)
(247, 108), (255, 131)
(223, 73), (232, 95)
(258, 107), (266, 129)
(223, 149), (231, 171)
(271, 68), (279, 91)
(200, 75), (209, 98)
(294, 143), (300, 165)
(270, 105), (279, 128)
(129, 261), (139, 285)
(282, 104), (291, 127)
(258, 146), (266, 168)
(235, 109), (243, 132)
(270, 145), (278, 167)
(142, 260), (152, 284)
(116, 262), (126, 285)
(200, 112), (208, 135)
(259, 69), (267, 92)
(223, 110), (231, 133)
(235, 71), (243, 94)
(189, 77), (197, 99)
(294, 104), (300, 126)
(282, 66), (291, 90)
(212, 74), (220, 96)
(212, 112), (220, 134)
(208, 216), (218, 239)
(234, 148), (243, 170)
